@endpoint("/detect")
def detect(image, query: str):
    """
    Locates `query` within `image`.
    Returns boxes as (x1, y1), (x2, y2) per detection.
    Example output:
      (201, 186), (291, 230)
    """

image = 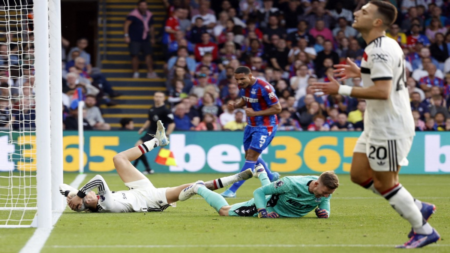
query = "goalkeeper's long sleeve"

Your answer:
(77, 175), (111, 198)
(318, 196), (331, 216)
(253, 177), (292, 210)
